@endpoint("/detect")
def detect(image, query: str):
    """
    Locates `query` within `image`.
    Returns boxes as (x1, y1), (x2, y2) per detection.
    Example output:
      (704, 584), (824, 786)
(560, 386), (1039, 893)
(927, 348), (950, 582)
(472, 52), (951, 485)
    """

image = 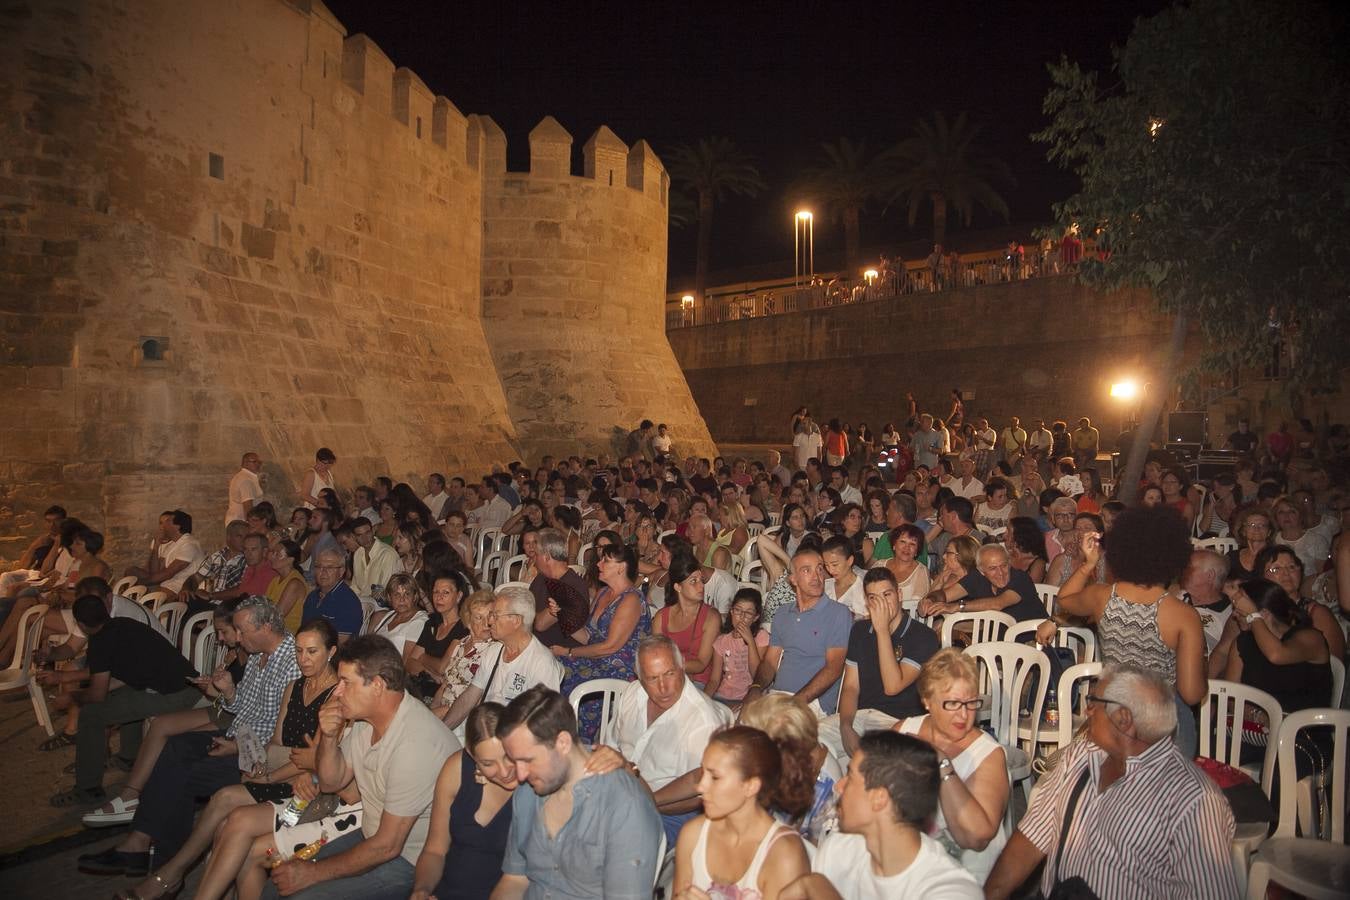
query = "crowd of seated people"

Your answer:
(1, 405), (1346, 898)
